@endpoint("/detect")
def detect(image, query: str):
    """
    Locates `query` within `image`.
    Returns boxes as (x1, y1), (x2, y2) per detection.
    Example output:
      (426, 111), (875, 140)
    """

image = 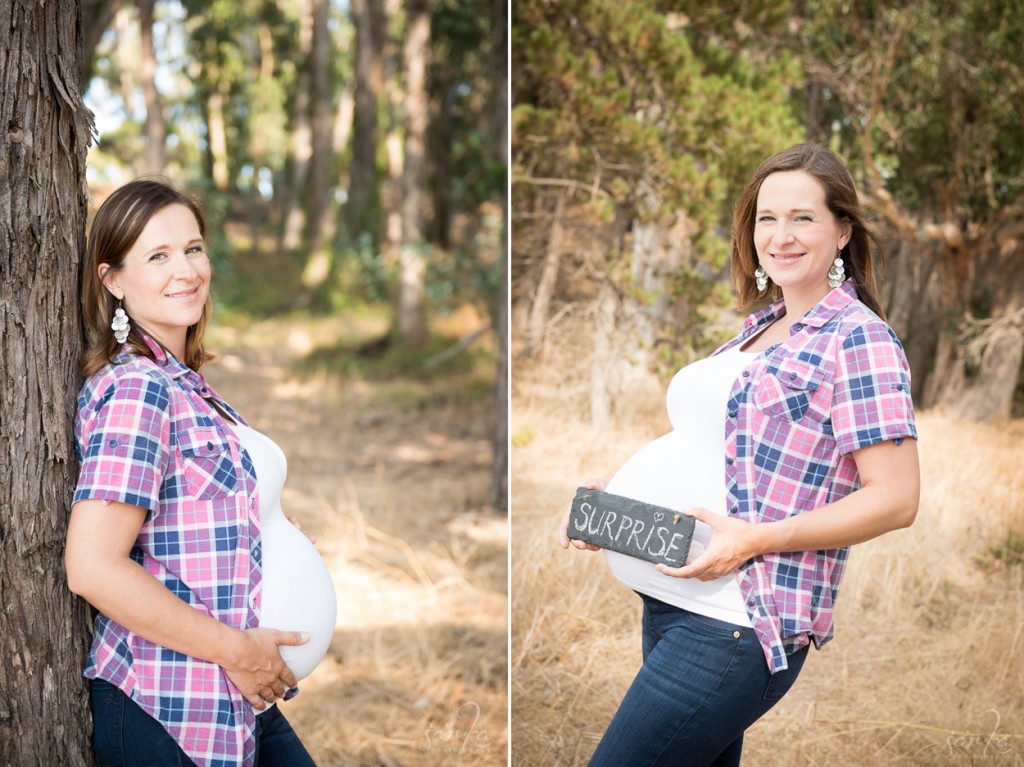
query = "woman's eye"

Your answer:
(756, 215), (774, 223)
(149, 252), (167, 262)
(187, 245), (205, 255)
